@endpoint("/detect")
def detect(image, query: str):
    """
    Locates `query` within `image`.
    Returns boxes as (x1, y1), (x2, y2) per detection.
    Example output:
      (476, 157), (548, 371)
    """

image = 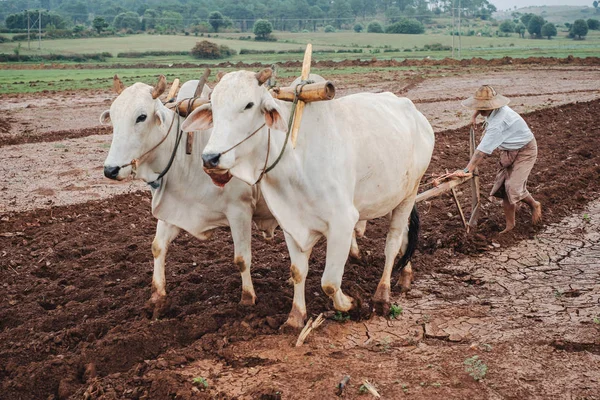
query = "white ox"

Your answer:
(182, 69), (435, 328)
(101, 75), (278, 317)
